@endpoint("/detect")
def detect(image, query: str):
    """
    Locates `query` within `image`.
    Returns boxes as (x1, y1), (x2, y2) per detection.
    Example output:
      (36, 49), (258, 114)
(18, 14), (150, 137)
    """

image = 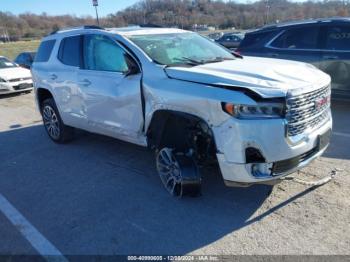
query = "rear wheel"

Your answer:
(156, 148), (201, 197)
(41, 98), (74, 143)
